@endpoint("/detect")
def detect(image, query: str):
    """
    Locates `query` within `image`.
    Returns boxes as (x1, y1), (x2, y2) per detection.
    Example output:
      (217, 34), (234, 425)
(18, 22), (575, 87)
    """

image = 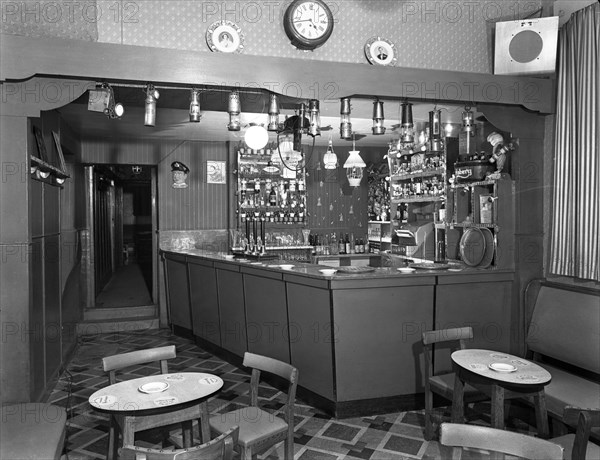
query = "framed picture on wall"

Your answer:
(52, 131), (67, 173)
(207, 160), (226, 184)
